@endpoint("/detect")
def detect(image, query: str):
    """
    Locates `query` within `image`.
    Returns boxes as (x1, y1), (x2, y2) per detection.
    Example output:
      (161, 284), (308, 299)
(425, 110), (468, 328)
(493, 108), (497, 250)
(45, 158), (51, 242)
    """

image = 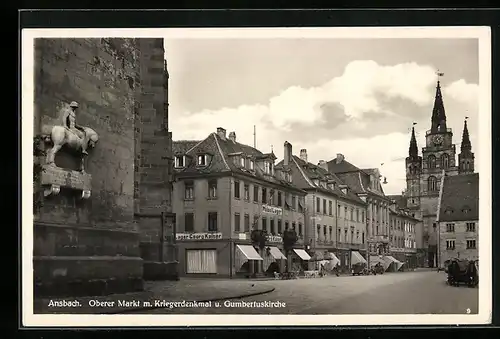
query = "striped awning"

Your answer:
(268, 246), (286, 260)
(236, 245), (263, 260)
(351, 251), (367, 265)
(293, 249), (311, 260)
